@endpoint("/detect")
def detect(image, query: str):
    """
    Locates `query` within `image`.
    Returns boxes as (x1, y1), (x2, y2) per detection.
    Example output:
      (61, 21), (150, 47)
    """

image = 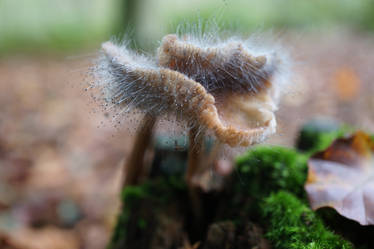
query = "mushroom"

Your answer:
(94, 32), (288, 186)
(96, 41), (249, 186)
(158, 34), (271, 94)
(158, 34), (287, 183)
(157, 34), (283, 145)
